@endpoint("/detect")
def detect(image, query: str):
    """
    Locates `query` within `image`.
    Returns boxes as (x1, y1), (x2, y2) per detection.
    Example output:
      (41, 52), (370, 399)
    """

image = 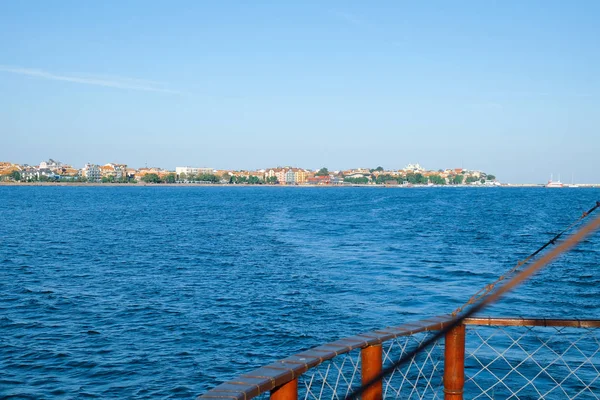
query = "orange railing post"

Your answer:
(444, 324), (465, 400)
(270, 378), (298, 400)
(361, 344), (383, 400)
